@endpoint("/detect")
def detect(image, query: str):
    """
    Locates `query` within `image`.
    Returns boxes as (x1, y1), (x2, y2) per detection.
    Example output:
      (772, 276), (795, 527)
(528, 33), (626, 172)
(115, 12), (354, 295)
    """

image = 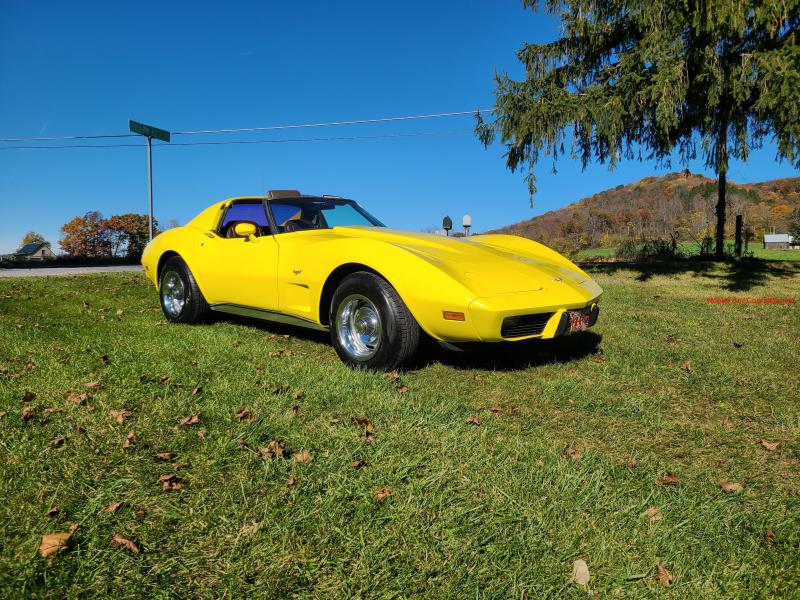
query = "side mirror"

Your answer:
(234, 222), (258, 241)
